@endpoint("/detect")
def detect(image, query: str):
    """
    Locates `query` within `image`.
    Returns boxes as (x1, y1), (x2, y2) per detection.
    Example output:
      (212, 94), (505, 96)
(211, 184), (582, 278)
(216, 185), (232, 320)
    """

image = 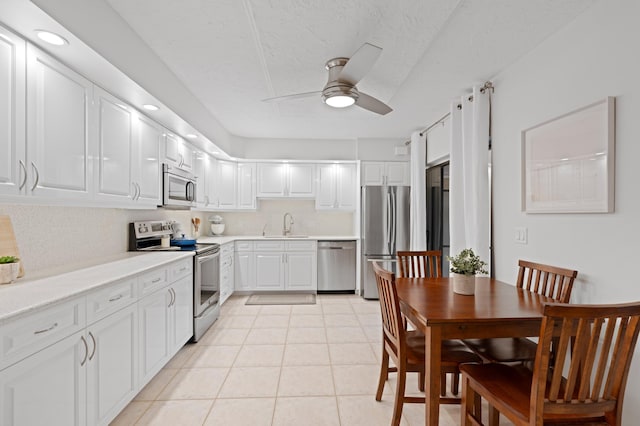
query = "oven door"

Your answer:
(194, 250), (220, 317)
